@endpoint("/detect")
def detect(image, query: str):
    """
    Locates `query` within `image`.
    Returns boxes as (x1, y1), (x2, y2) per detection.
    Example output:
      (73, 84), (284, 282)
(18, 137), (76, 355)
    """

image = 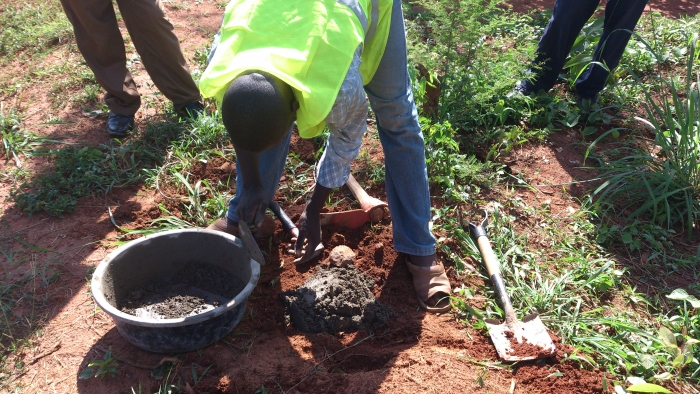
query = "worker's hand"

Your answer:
(293, 184), (331, 264)
(294, 206), (322, 257)
(235, 184), (268, 231)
